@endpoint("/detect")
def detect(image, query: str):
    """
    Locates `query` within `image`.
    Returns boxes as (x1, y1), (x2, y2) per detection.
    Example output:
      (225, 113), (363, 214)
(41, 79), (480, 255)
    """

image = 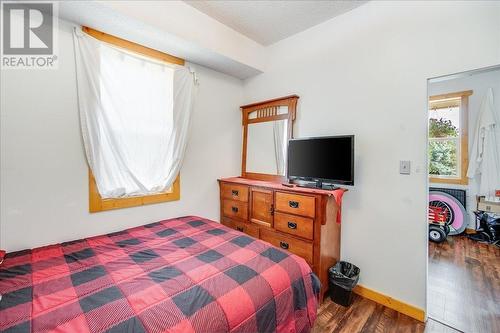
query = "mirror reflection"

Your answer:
(246, 119), (288, 176)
